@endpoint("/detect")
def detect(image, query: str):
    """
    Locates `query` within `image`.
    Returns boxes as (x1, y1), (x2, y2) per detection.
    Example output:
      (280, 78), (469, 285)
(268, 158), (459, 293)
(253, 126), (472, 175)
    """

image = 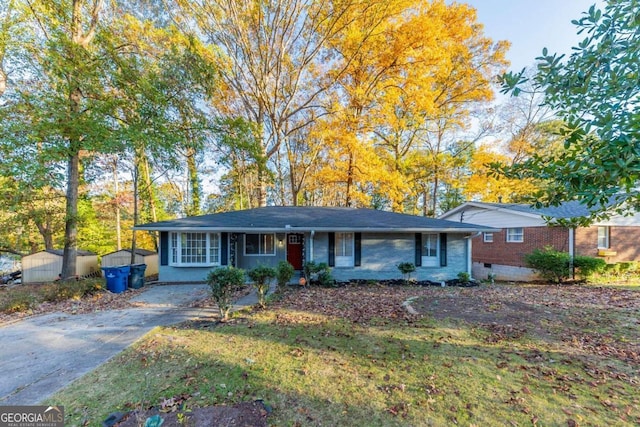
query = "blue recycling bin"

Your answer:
(102, 265), (131, 293)
(128, 264), (147, 289)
